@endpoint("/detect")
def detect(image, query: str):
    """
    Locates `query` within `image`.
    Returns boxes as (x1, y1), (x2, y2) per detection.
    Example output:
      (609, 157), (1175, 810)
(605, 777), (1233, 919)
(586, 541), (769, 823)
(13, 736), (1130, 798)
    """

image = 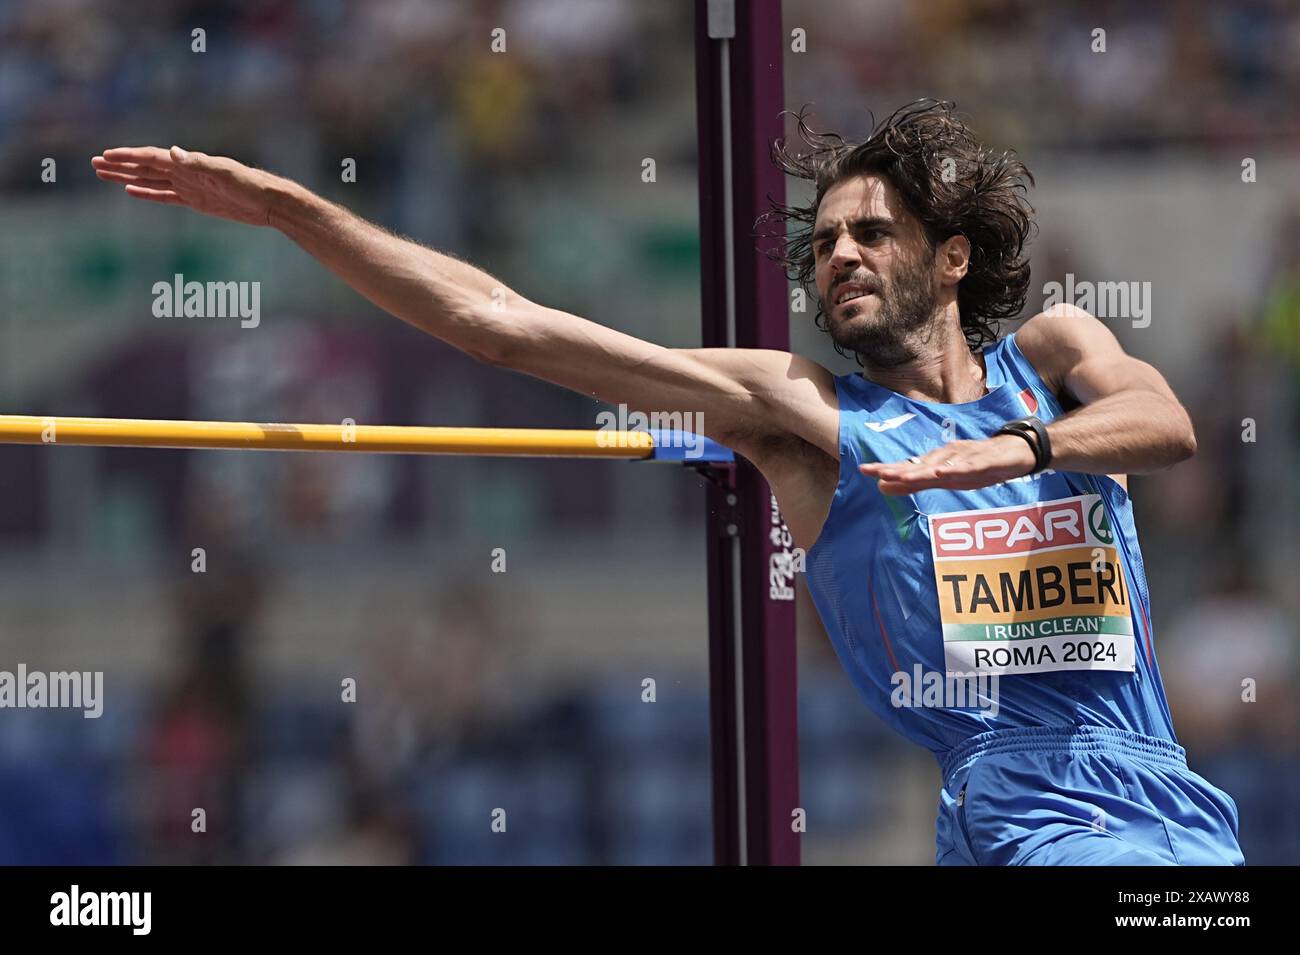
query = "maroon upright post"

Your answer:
(695, 0), (799, 866)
